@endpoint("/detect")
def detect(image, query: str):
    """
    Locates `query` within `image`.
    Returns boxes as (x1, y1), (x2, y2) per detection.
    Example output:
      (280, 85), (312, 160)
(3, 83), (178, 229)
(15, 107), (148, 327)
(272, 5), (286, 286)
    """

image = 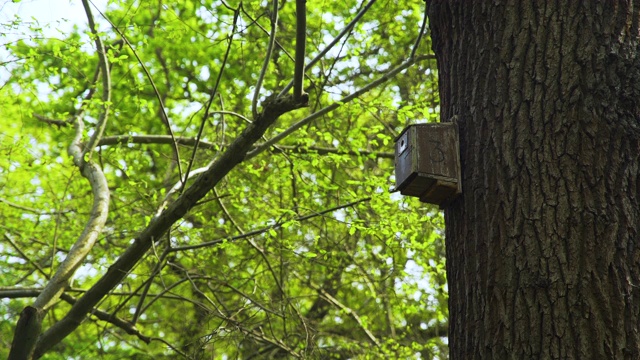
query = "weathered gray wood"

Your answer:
(394, 123), (461, 205)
